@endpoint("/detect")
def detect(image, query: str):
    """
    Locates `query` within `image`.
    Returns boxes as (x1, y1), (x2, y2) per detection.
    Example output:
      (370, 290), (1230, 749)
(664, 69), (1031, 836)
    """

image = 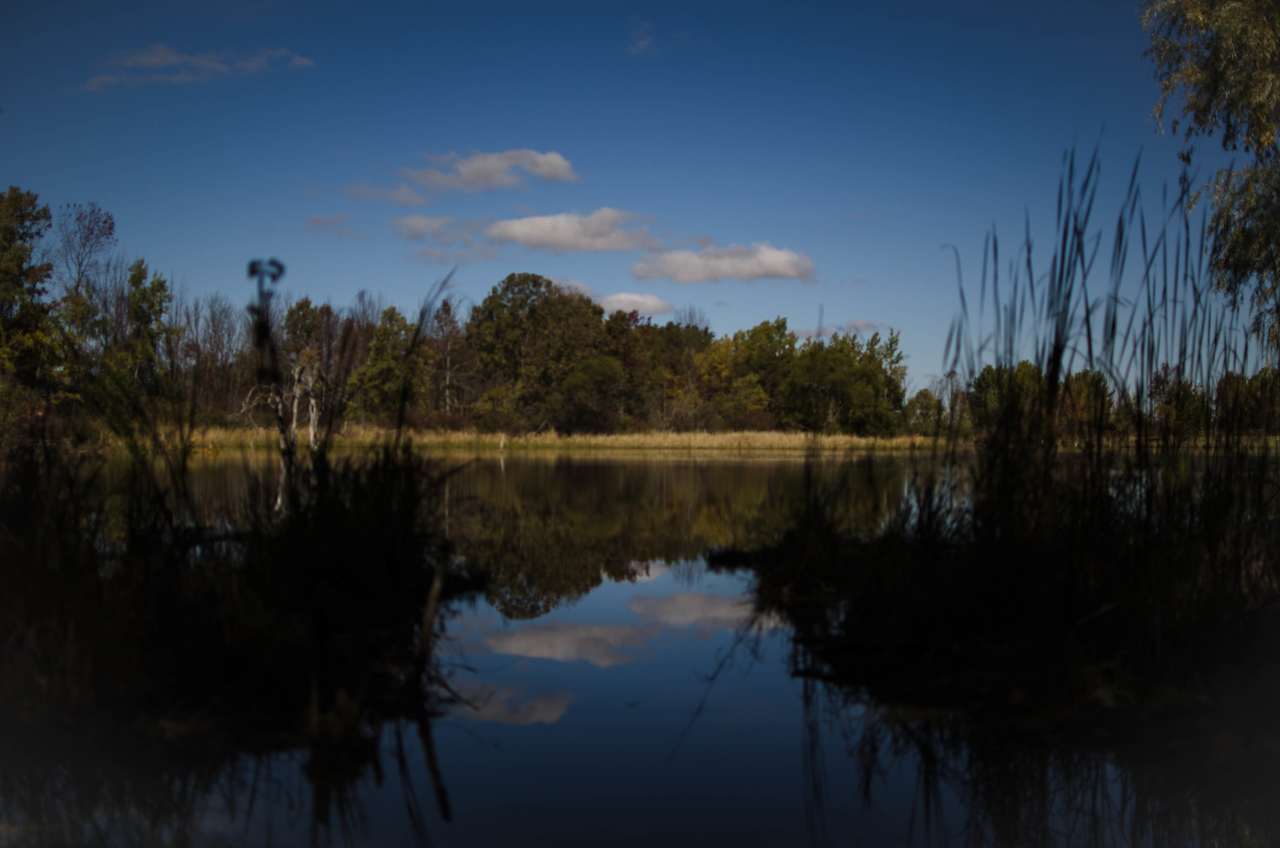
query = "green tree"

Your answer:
(0, 187), (55, 394)
(1059, 369), (1113, 446)
(120, 259), (172, 393)
(520, 285), (610, 432)
(425, 297), (471, 422)
(903, 387), (944, 435)
(782, 331), (907, 435)
(1144, 0), (1280, 337)
(466, 274), (614, 432)
(554, 355), (627, 433)
(967, 361), (1045, 436)
(349, 305), (417, 425)
(602, 309), (657, 429)
(1247, 366), (1280, 432)
(1150, 364), (1208, 445)
(71, 259), (177, 433)
(466, 273), (557, 386)
(735, 318), (797, 425)
(695, 336), (771, 430)
(634, 317), (713, 429)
